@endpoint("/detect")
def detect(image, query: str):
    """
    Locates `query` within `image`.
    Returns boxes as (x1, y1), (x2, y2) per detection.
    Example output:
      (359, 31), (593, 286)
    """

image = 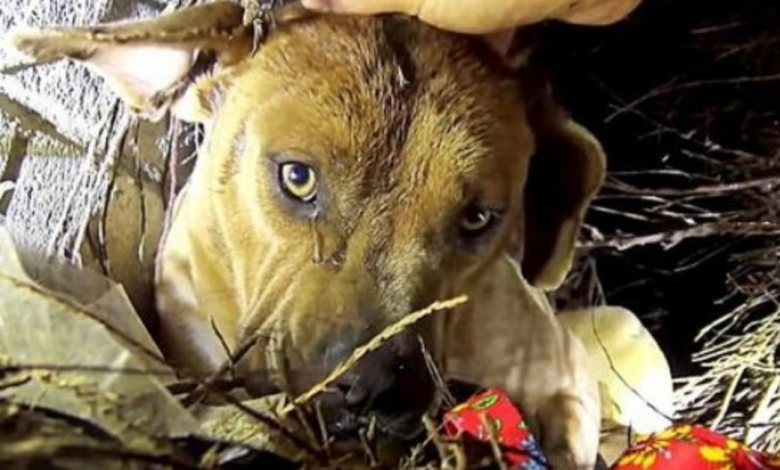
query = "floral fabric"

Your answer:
(616, 424), (780, 470)
(442, 388), (548, 468)
(442, 388), (780, 470)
